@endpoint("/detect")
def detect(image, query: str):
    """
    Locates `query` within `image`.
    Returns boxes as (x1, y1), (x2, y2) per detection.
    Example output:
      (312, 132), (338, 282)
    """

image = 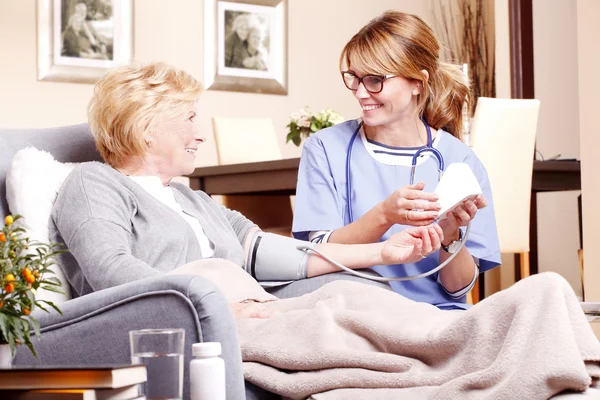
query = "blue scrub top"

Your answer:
(292, 119), (501, 310)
